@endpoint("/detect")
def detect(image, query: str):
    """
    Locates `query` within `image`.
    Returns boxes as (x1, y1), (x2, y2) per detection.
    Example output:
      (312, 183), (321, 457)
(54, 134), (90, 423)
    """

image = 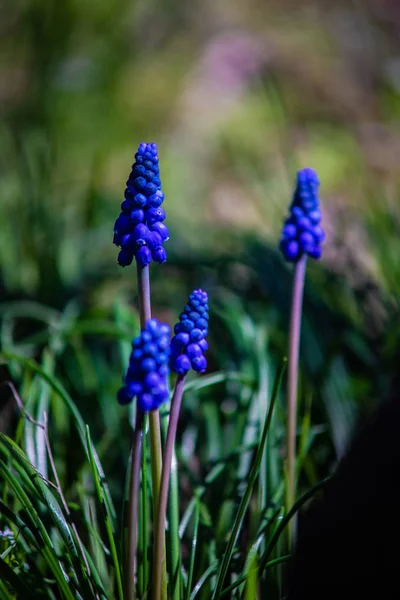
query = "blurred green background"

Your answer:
(2, 0), (400, 488)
